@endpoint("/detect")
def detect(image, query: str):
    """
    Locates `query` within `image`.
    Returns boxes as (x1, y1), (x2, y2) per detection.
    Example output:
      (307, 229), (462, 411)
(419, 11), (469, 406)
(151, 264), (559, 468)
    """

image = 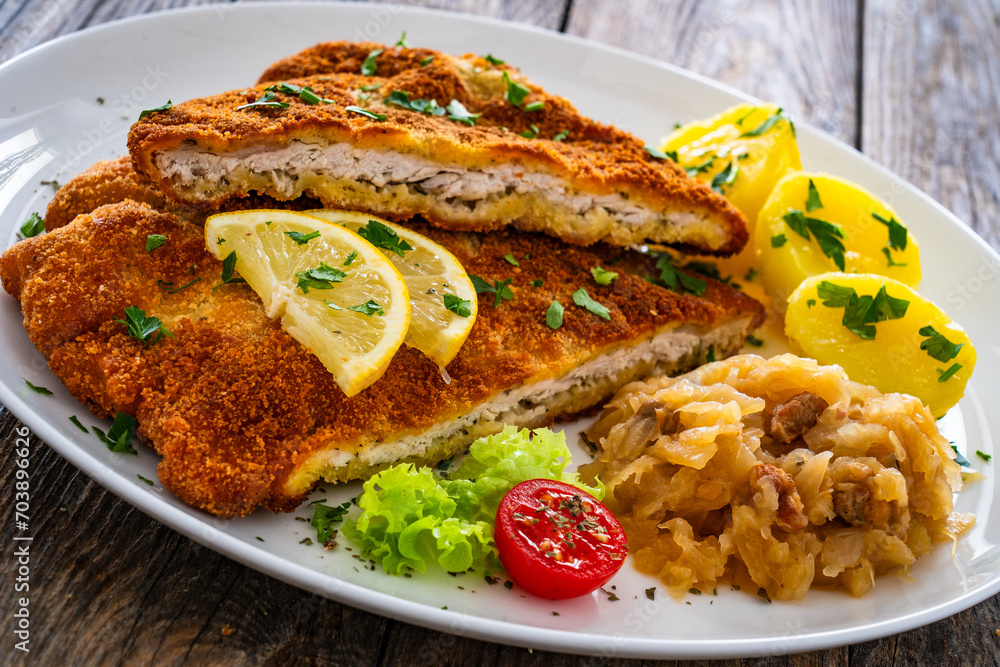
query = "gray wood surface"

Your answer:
(1, 0), (998, 665)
